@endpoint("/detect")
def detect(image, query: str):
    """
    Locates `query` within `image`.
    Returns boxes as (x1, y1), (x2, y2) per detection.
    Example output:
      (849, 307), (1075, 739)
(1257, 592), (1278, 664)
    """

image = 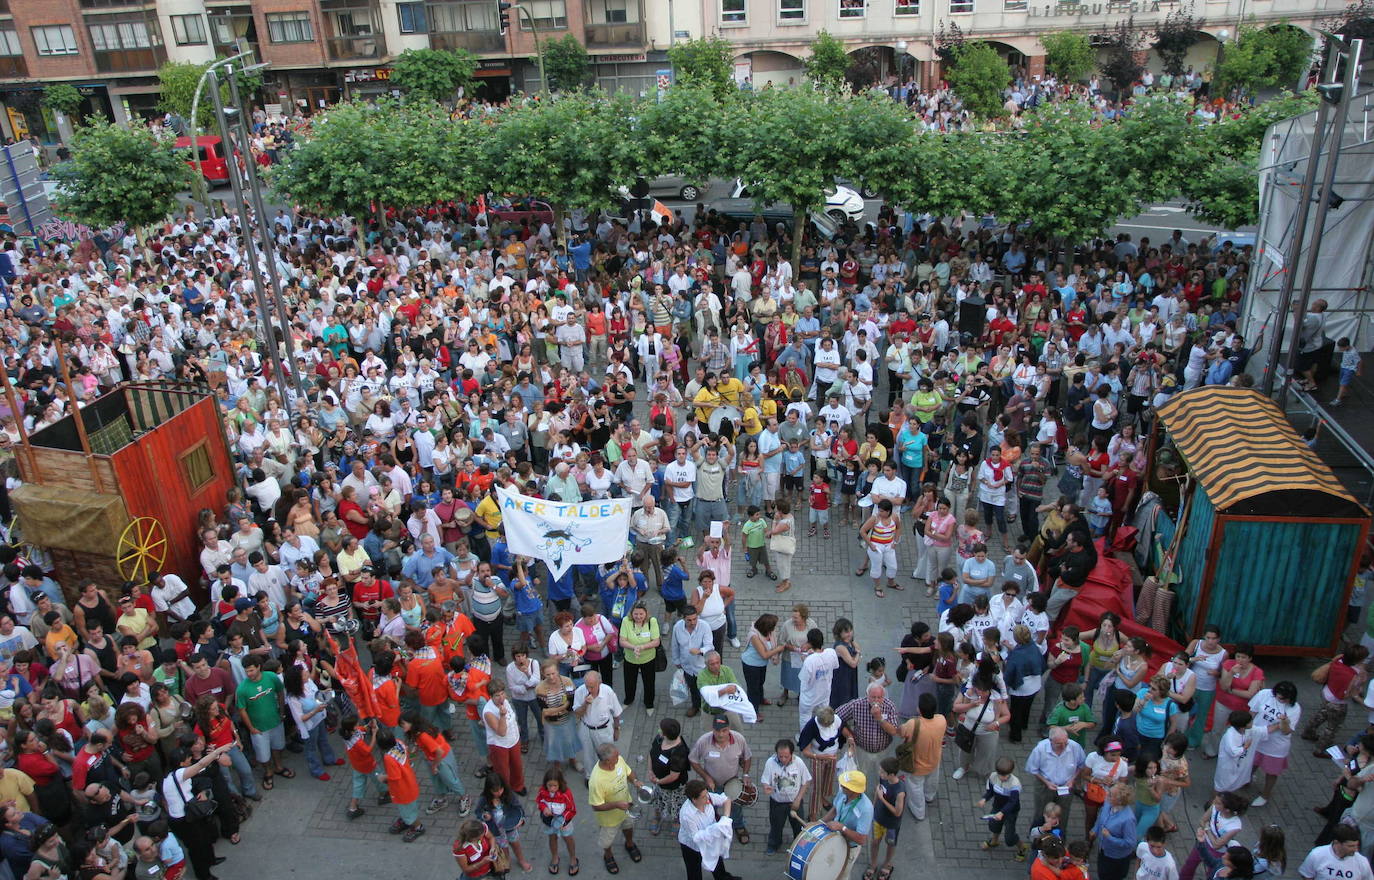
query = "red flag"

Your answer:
(329, 633), (379, 720)
(475, 193), (488, 223)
